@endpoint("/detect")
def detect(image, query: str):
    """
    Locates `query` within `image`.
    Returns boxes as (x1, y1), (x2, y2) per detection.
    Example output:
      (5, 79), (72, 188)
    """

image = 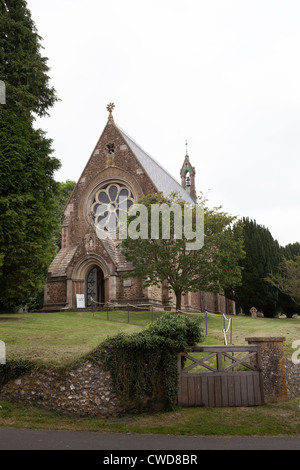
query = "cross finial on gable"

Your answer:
(107, 102), (115, 121)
